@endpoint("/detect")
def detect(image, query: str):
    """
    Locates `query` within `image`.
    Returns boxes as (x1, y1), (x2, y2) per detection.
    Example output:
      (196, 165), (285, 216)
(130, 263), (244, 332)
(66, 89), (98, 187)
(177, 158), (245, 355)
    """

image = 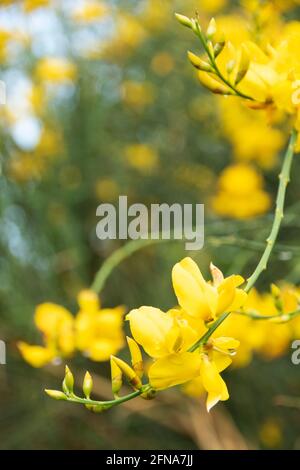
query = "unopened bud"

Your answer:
(235, 45), (250, 85)
(83, 371), (93, 399)
(206, 18), (217, 39)
(198, 71), (233, 95)
(175, 13), (193, 29)
(210, 262), (224, 287)
(127, 337), (143, 379)
(111, 356), (142, 390)
(45, 389), (67, 401)
(110, 357), (123, 396)
(214, 39), (225, 58)
(62, 365), (74, 395)
(187, 51), (212, 72)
